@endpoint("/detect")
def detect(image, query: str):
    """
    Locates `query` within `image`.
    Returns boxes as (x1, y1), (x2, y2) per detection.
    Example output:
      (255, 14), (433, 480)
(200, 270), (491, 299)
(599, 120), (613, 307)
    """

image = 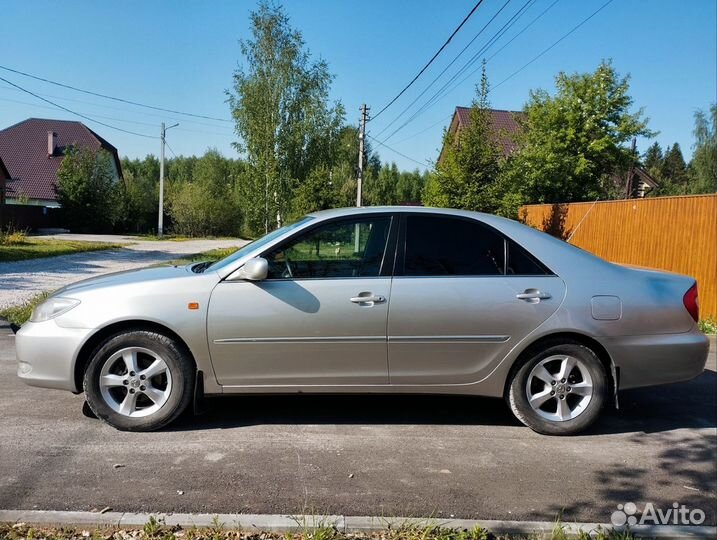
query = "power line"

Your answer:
(165, 140), (178, 159)
(392, 112), (454, 144)
(371, 0), (485, 121)
(386, 0), (560, 147)
(382, 0), (534, 141)
(486, 0), (561, 62)
(0, 82), (237, 131)
(374, 0), (515, 139)
(0, 92), (234, 138)
(382, 0), (608, 143)
(367, 134), (431, 167)
(0, 64), (232, 123)
(0, 75), (157, 139)
(397, 0), (556, 124)
(493, 0), (614, 90)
